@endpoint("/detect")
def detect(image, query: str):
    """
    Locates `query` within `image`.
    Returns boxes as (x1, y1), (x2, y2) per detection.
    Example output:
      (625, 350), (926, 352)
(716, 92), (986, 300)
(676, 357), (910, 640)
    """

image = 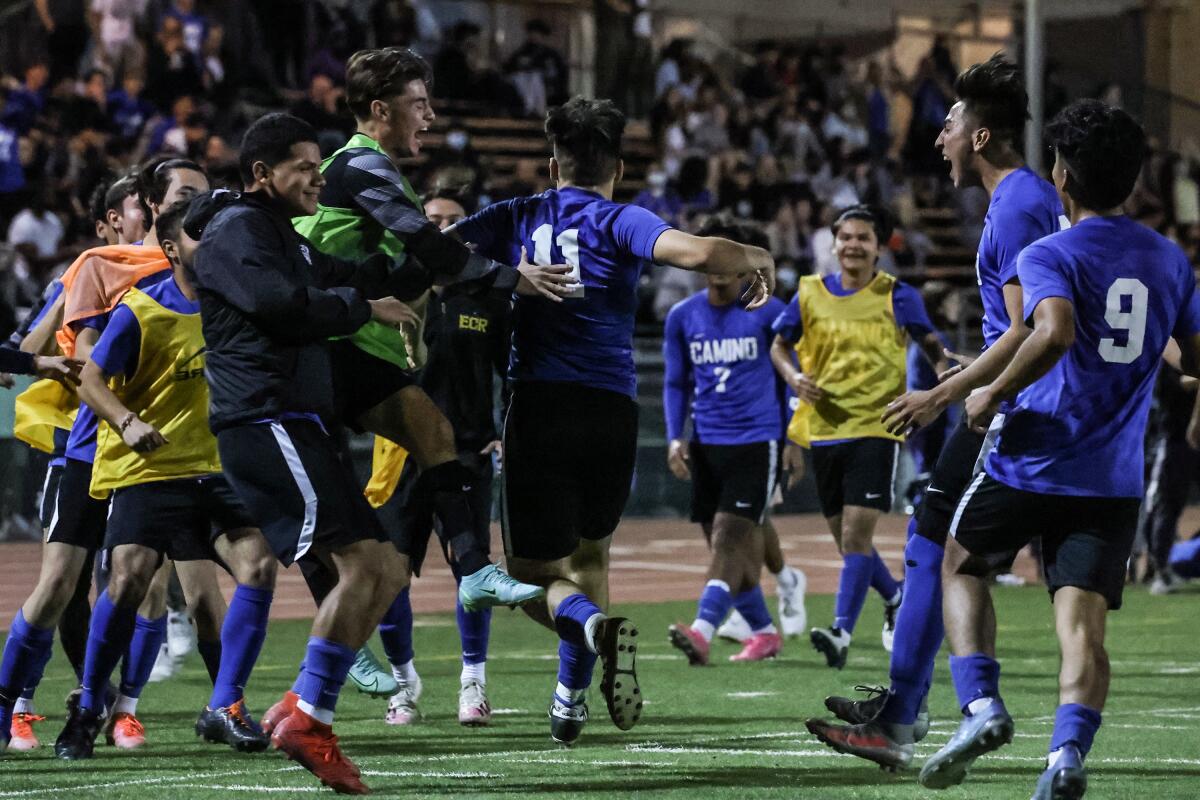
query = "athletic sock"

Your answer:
(554, 593), (605, 653)
(948, 652), (1002, 714)
(421, 461), (490, 575)
(1049, 703), (1102, 759)
(733, 586), (776, 634)
(297, 637), (355, 725)
(210, 585), (273, 709)
(555, 639), (597, 705)
(197, 639), (222, 684)
(17, 629), (55, 712)
(119, 614), (166, 703)
(14, 695), (35, 715)
(692, 579), (733, 642)
(112, 693), (139, 716)
(457, 596), (491, 673)
(378, 588), (415, 669)
(461, 661), (486, 687)
(0, 610), (56, 732)
(774, 565), (798, 592)
(879, 534), (945, 725)
(833, 553), (874, 633)
(290, 659), (306, 695)
(870, 548), (902, 604)
(80, 591), (137, 712)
